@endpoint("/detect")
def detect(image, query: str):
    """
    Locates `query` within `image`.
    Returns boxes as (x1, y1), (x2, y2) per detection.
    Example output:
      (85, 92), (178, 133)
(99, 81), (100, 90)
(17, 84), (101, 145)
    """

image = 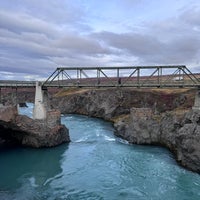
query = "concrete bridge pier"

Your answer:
(192, 88), (200, 110)
(33, 82), (48, 119)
